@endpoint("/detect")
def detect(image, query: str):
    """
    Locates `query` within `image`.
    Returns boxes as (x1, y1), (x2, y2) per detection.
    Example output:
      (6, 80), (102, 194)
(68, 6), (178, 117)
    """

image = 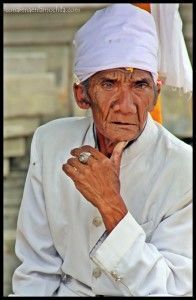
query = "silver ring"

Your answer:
(78, 152), (91, 164)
